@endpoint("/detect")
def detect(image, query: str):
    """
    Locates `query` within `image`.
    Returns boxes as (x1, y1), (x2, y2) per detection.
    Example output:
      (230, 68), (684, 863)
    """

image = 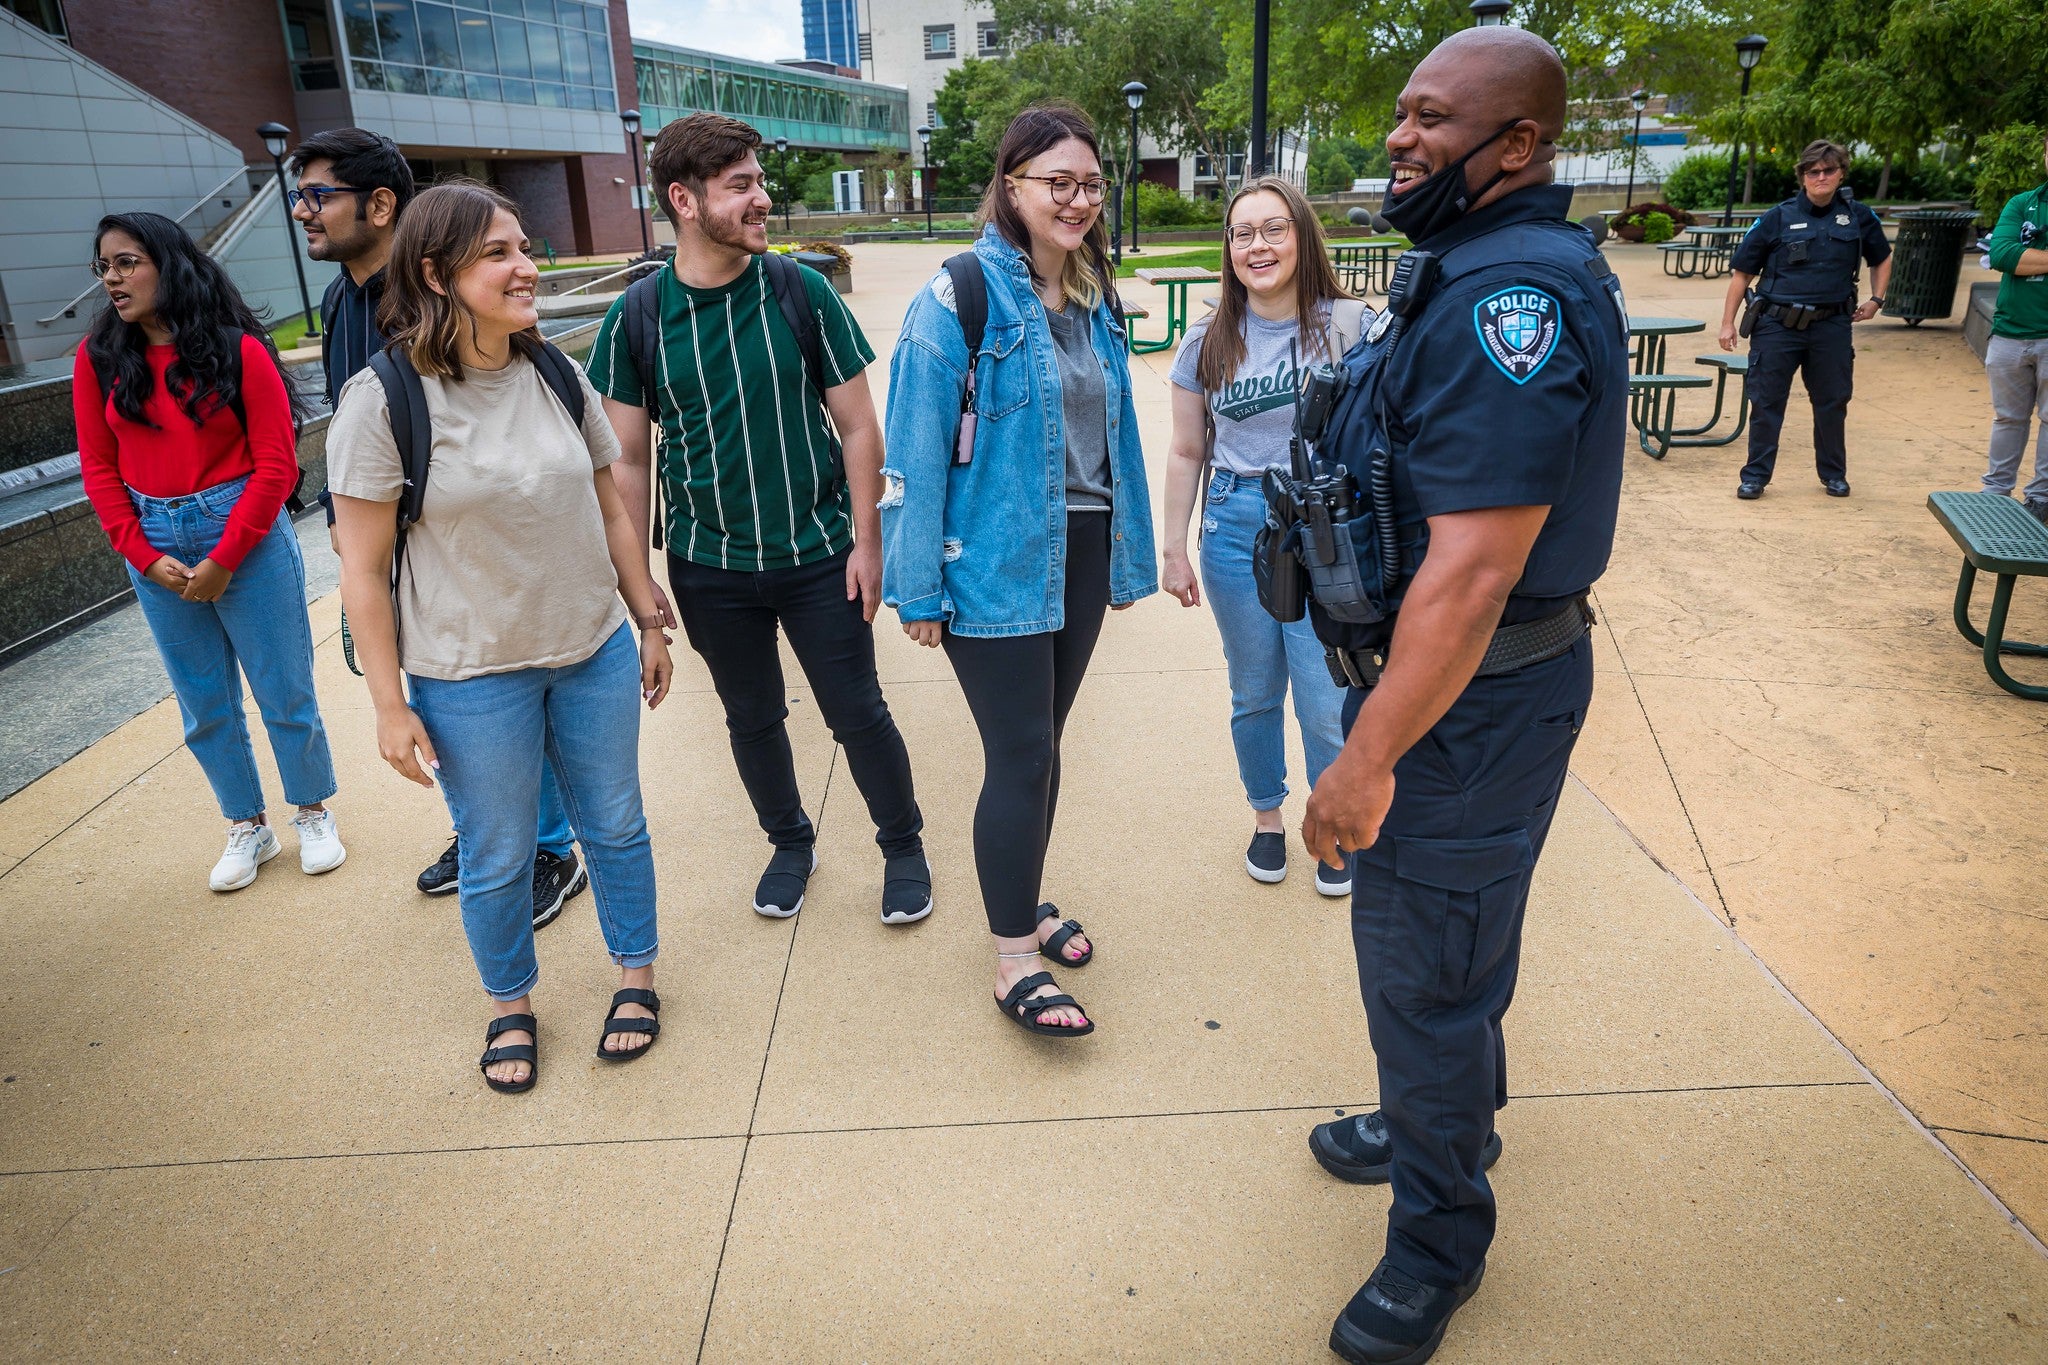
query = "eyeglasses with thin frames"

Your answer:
(1800, 166), (1842, 180)
(1011, 173), (1109, 205)
(287, 185), (372, 212)
(1228, 218), (1295, 248)
(90, 253), (147, 280)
